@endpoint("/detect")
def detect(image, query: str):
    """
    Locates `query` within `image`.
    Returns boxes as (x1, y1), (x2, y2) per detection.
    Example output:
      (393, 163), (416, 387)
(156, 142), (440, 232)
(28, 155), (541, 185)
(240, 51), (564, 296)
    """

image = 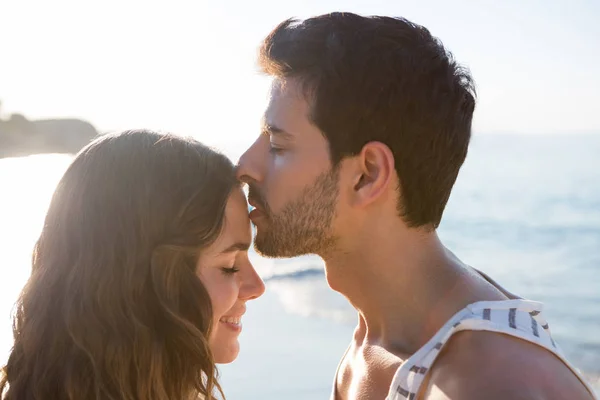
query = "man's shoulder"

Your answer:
(420, 330), (594, 400)
(335, 341), (405, 400)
